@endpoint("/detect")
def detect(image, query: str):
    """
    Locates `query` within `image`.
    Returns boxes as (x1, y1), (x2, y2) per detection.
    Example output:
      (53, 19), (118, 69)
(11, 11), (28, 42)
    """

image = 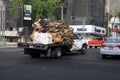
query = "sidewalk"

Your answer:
(0, 42), (17, 48)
